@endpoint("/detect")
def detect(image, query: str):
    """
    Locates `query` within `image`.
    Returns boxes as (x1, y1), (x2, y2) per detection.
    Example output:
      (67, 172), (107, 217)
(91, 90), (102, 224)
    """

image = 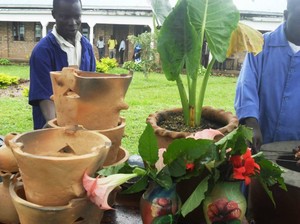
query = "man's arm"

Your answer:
(39, 99), (56, 127)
